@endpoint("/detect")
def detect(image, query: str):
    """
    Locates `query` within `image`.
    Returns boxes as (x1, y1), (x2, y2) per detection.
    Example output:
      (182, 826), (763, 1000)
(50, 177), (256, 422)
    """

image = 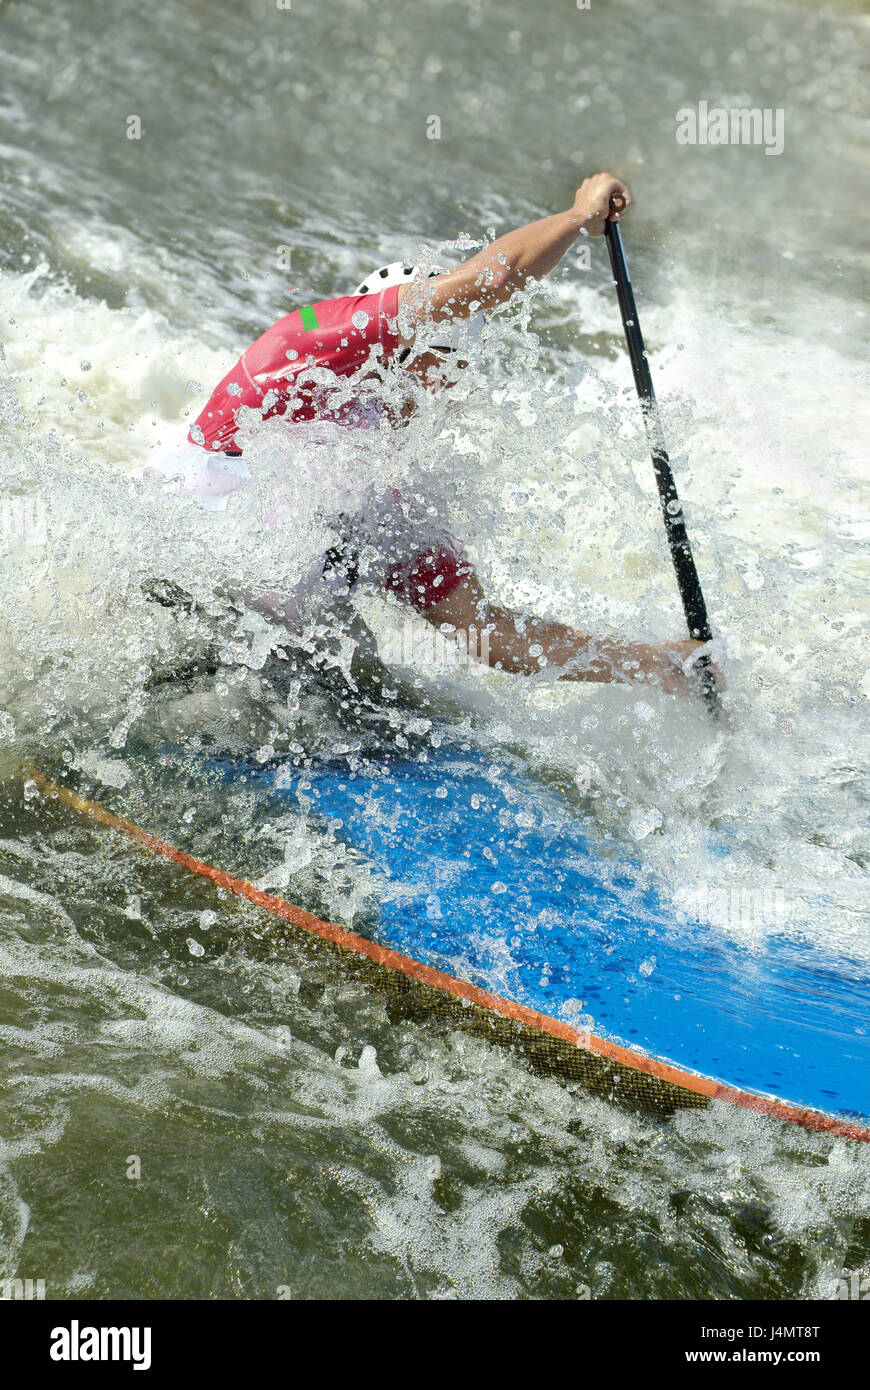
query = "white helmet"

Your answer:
(354, 261), (484, 355)
(354, 262), (424, 295)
